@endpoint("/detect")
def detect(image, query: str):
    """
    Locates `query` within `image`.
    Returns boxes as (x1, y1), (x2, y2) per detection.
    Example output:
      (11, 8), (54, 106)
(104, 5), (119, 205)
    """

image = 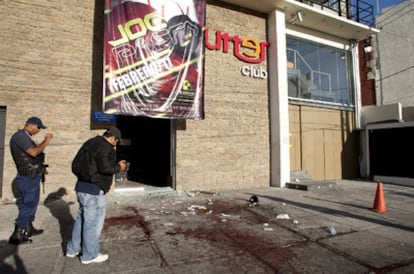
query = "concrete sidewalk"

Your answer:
(1, 180), (414, 273)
